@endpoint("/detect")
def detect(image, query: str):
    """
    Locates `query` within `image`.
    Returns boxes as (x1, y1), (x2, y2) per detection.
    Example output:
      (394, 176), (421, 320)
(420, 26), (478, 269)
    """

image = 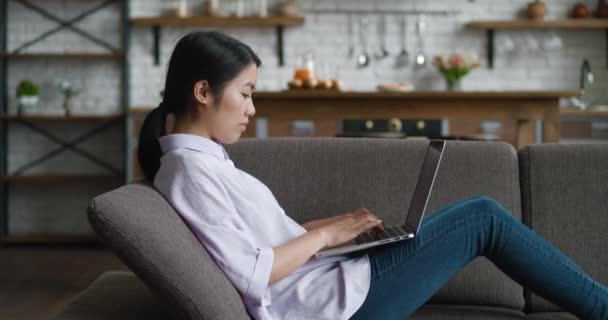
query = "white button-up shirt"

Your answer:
(154, 133), (371, 320)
